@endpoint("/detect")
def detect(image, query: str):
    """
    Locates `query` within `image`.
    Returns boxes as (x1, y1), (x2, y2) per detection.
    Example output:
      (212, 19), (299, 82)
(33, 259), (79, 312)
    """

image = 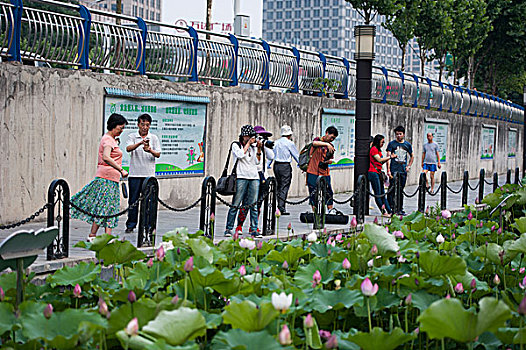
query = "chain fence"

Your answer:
(426, 184), (441, 196)
(0, 203), (51, 230)
(69, 195), (143, 219)
(158, 196), (203, 212)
